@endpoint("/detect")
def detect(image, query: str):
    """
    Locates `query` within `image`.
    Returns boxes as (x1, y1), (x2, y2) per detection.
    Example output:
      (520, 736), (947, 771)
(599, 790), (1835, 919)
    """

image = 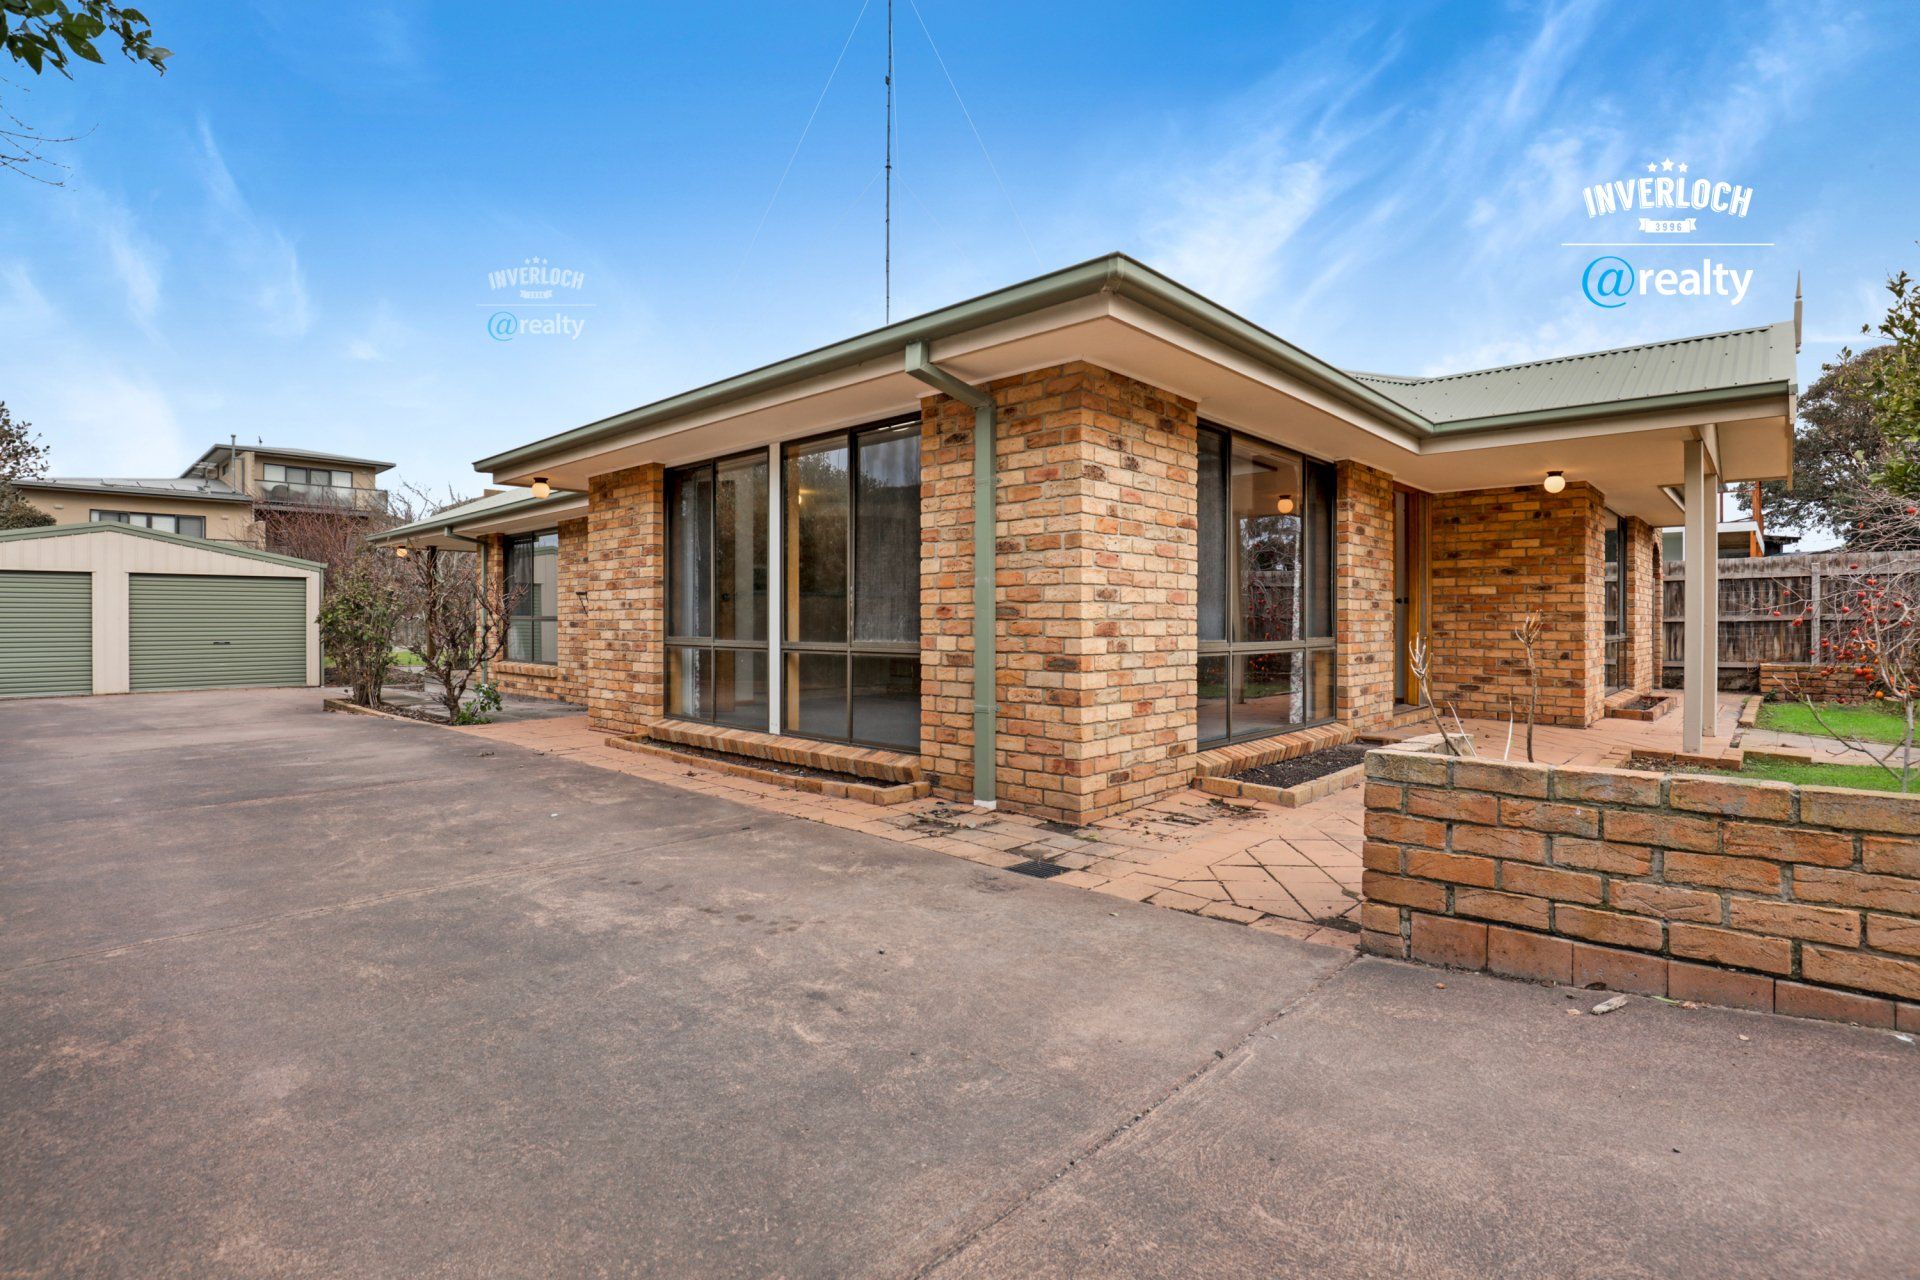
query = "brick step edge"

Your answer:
(1193, 763), (1365, 808)
(323, 698), (430, 725)
(1364, 909), (1920, 1034)
(643, 719), (923, 784)
(605, 735), (931, 806)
